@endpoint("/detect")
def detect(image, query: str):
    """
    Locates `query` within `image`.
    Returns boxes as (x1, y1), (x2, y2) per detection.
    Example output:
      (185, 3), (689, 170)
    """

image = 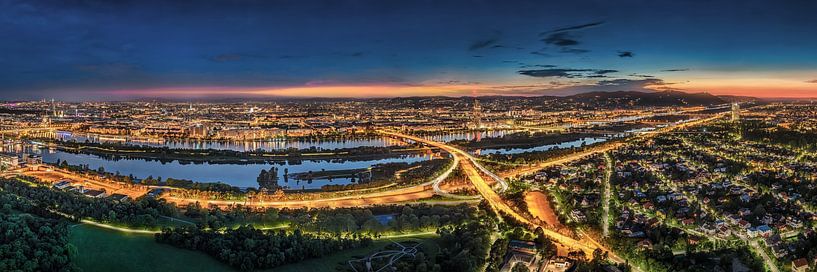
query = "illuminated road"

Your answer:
(601, 152), (612, 238)
(429, 151), (481, 200)
(379, 130), (614, 260)
(164, 183), (437, 209)
(20, 165), (150, 199)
